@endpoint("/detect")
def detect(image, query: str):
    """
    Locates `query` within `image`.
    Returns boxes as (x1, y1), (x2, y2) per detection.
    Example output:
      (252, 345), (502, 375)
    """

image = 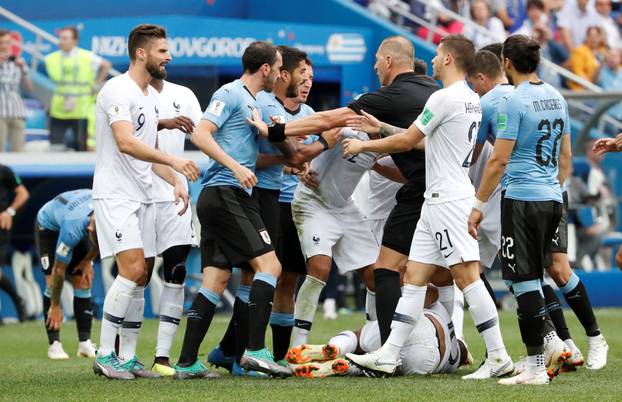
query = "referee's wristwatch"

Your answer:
(5, 207), (16, 217)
